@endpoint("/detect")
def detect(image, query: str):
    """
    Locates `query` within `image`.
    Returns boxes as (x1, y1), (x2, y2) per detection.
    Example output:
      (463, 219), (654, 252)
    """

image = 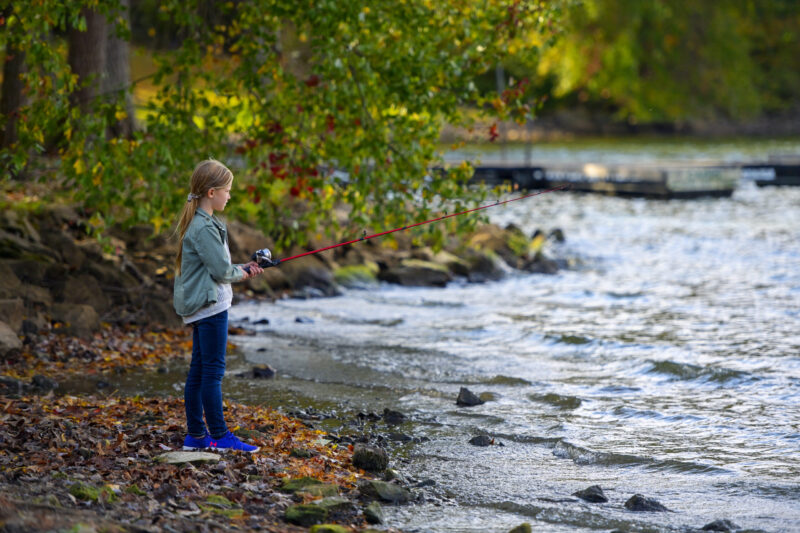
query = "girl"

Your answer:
(173, 159), (264, 452)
